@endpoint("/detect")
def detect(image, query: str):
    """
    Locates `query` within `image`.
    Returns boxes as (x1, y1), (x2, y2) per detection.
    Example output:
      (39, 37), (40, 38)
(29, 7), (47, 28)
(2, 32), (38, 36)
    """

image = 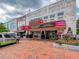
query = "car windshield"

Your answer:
(4, 33), (16, 38)
(0, 34), (2, 38)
